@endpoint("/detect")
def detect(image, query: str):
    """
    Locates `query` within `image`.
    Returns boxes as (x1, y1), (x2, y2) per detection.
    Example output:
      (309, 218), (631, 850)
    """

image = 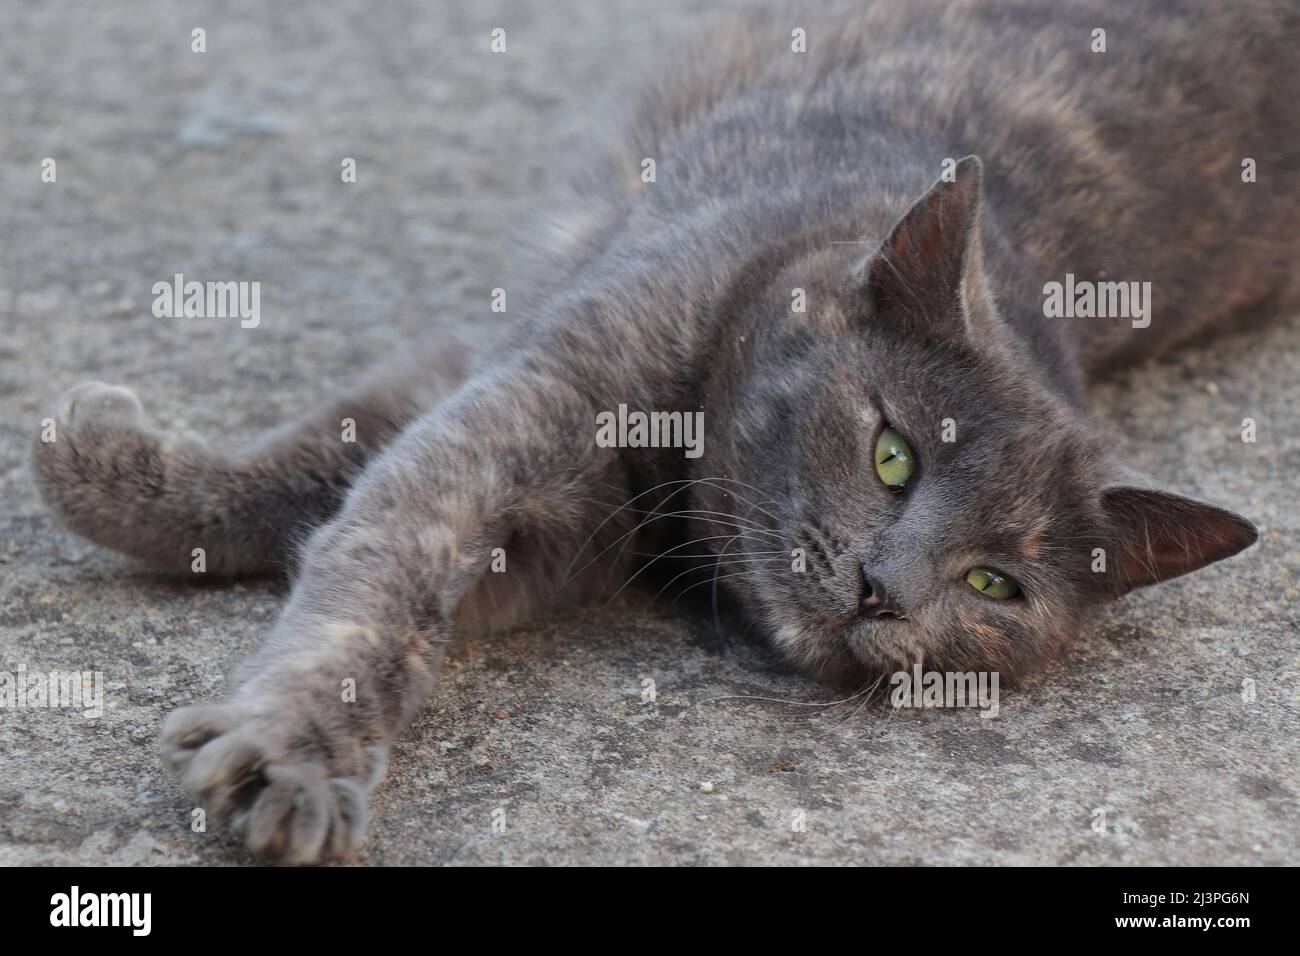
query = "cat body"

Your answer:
(34, 0), (1296, 861)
